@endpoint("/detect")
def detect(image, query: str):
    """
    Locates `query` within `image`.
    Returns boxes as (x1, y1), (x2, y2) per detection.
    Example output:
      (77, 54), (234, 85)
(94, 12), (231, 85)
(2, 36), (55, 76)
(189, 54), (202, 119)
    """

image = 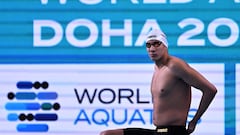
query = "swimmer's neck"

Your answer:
(155, 55), (170, 68)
